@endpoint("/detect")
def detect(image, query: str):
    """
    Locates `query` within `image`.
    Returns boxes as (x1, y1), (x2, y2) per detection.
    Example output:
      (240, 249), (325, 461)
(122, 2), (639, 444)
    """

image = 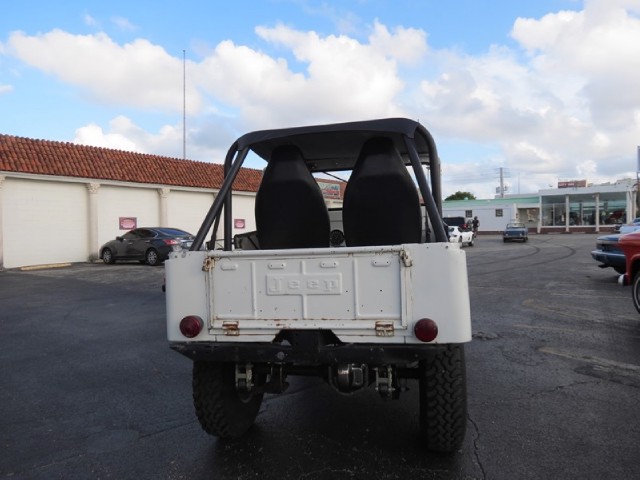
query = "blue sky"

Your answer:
(1, 0), (639, 198)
